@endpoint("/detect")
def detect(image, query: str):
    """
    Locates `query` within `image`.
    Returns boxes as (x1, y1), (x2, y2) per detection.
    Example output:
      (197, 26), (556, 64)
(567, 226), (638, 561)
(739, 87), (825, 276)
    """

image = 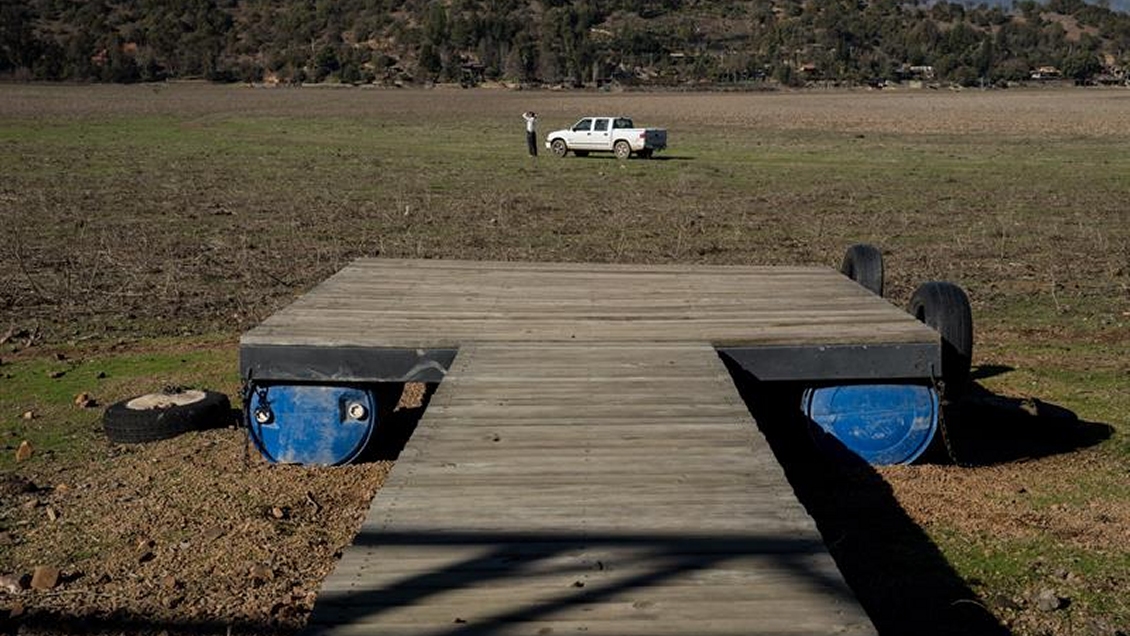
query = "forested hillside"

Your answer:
(3, 0), (1129, 87)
